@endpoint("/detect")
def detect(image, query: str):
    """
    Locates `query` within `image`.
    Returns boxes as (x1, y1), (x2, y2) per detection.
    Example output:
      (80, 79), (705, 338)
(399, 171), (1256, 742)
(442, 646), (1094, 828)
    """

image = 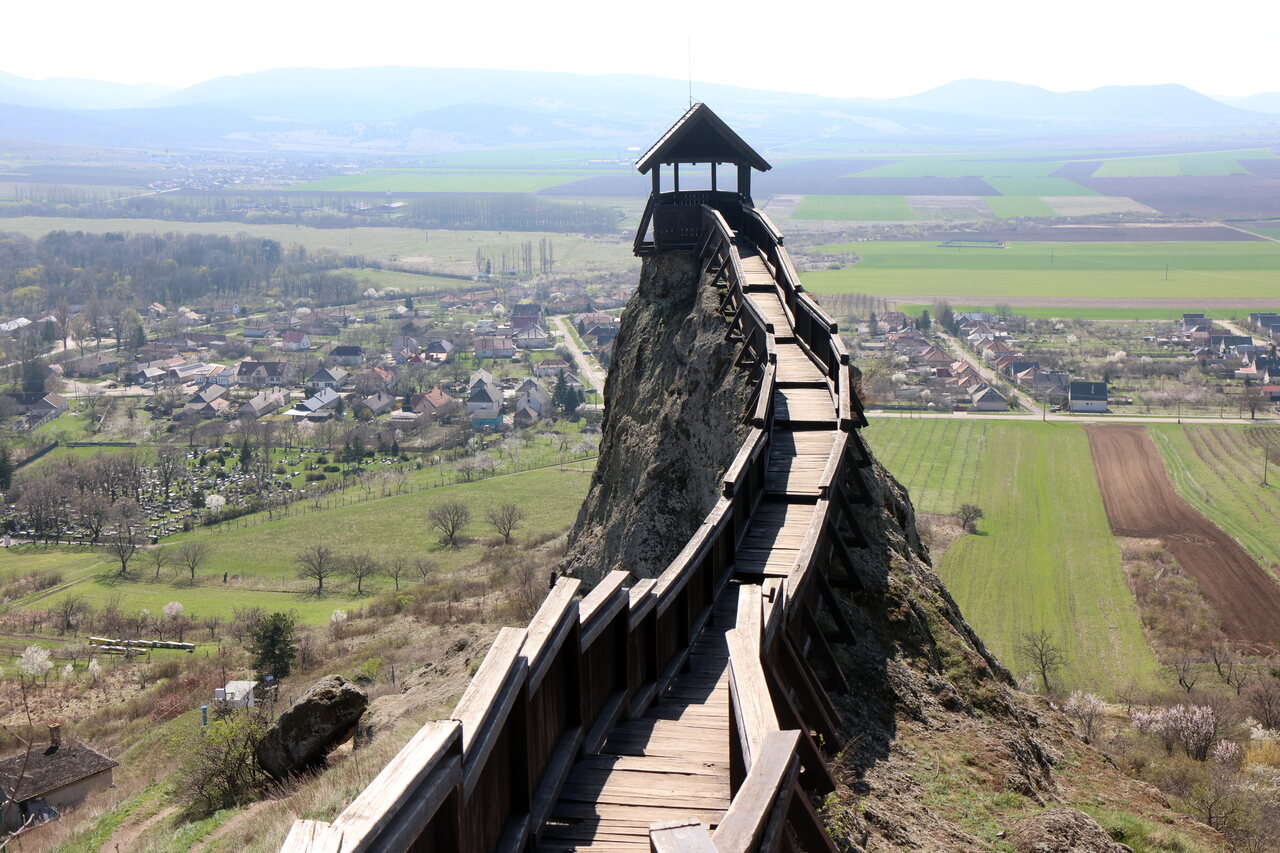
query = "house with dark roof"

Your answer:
(306, 366), (348, 392)
(0, 725), (117, 831)
(511, 303), (544, 331)
(1069, 381), (1108, 413)
(236, 360), (294, 388)
(327, 344), (364, 367)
